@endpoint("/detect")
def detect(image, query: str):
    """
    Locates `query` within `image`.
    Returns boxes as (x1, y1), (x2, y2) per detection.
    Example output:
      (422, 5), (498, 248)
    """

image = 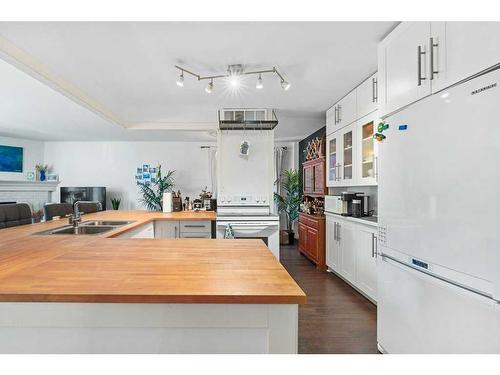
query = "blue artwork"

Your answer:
(0, 145), (23, 172)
